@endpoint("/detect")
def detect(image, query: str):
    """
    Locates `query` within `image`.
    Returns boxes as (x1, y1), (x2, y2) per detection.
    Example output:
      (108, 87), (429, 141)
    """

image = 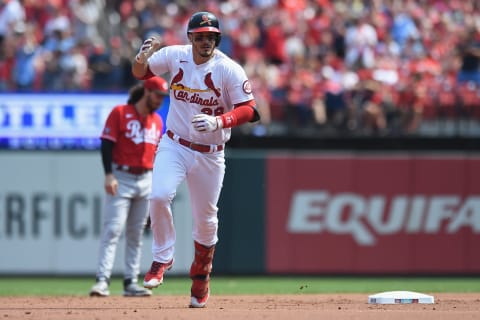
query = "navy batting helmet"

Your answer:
(188, 11), (221, 33)
(187, 11), (221, 46)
